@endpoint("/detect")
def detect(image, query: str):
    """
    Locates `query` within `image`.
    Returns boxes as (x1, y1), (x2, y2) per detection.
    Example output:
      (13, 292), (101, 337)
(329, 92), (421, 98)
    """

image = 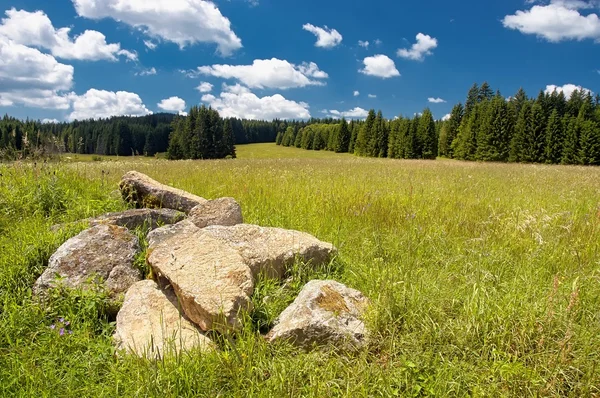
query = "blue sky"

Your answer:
(0, 0), (599, 122)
